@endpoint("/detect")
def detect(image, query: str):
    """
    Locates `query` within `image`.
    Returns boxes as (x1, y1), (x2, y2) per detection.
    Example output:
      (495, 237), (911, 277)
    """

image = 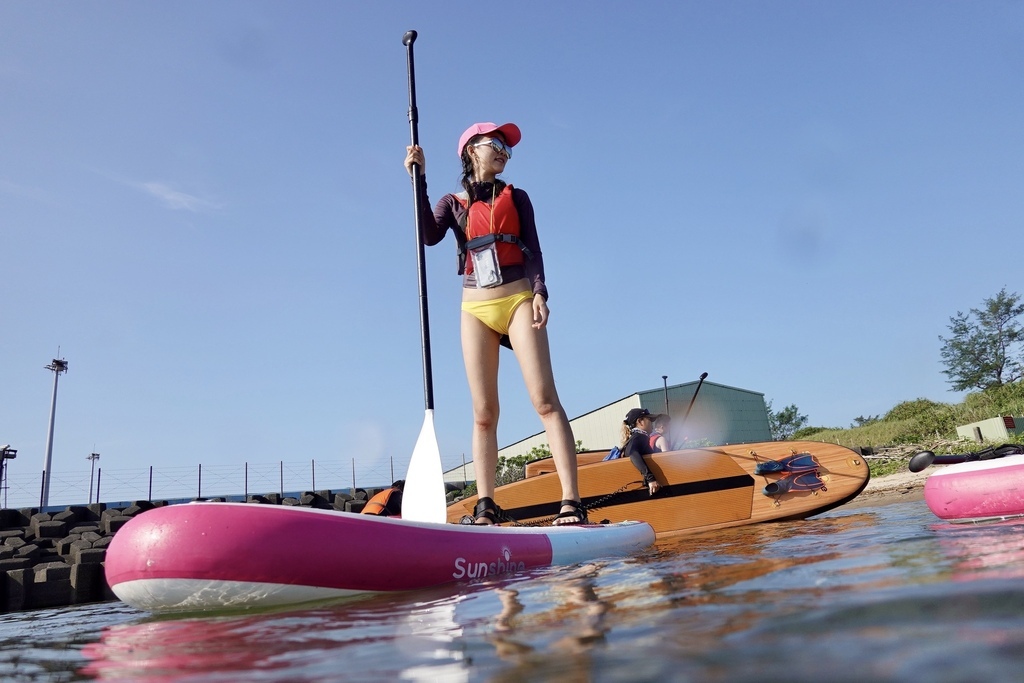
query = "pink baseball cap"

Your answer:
(457, 122), (522, 158)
